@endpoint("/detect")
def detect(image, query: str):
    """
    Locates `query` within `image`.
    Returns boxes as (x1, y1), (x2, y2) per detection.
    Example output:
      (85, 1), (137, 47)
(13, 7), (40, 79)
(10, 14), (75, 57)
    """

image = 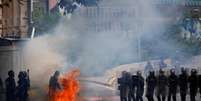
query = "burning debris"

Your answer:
(49, 69), (80, 101)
